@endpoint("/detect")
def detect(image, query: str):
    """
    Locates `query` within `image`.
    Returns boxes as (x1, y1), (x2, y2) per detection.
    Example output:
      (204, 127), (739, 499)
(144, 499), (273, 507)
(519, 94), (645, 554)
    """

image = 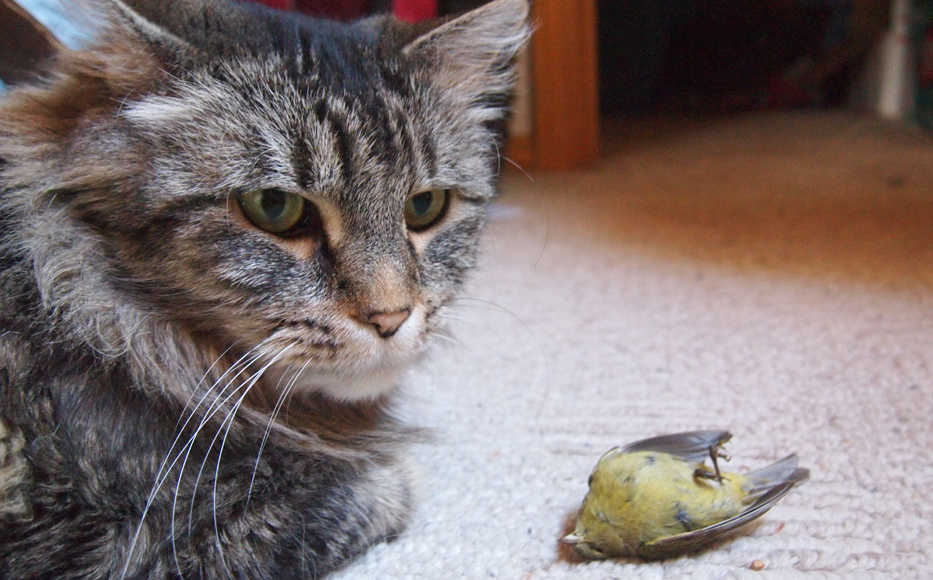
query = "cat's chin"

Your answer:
(264, 359), (416, 402)
(260, 342), (424, 402)
(311, 365), (412, 401)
